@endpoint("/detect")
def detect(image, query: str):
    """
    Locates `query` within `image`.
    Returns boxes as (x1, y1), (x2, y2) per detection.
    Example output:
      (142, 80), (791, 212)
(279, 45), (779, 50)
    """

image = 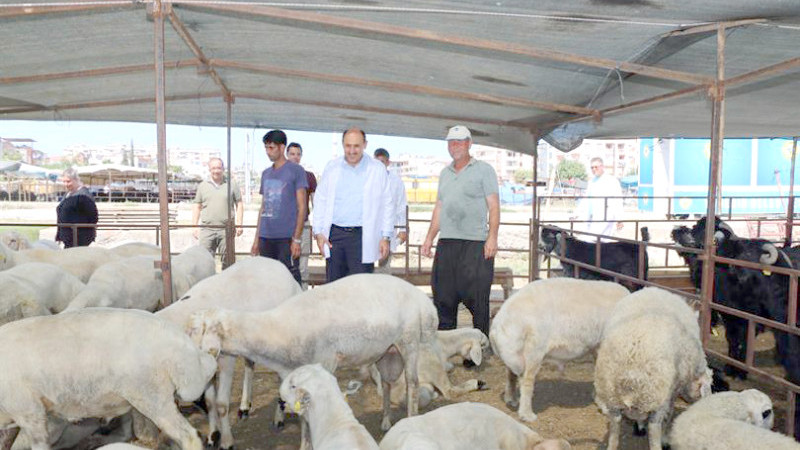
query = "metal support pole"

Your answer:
(224, 97), (235, 269)
(786, 137), (798, 248)
(153, 0), (173, 306)
(699, 25), (726, 348)
(531, 134), (540, 281)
